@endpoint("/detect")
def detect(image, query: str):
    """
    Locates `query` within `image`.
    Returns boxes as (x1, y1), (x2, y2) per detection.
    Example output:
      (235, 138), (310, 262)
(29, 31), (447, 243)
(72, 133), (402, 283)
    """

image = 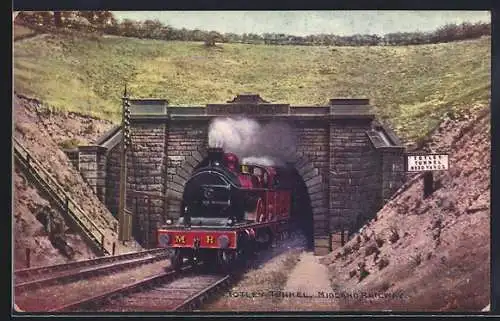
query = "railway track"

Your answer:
(14, 248), (169, 292)
(50, 265), (232, 312)
(15, 233), (305, 313)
